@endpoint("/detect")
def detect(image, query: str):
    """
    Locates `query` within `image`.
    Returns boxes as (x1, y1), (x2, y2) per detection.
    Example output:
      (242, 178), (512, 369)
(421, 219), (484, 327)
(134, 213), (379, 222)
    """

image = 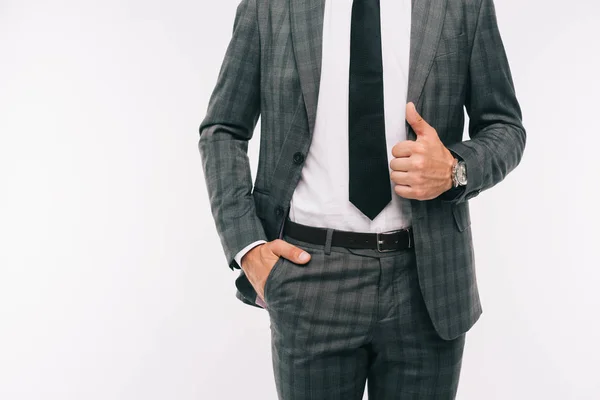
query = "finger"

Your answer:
(269, 239), (311, 264)
(406, 102), (432, 137)
(390, 157), (411, 172)
(390, 170), (411, 186)
(391, 140), (419, 158)
(393, 184), (418, 200)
